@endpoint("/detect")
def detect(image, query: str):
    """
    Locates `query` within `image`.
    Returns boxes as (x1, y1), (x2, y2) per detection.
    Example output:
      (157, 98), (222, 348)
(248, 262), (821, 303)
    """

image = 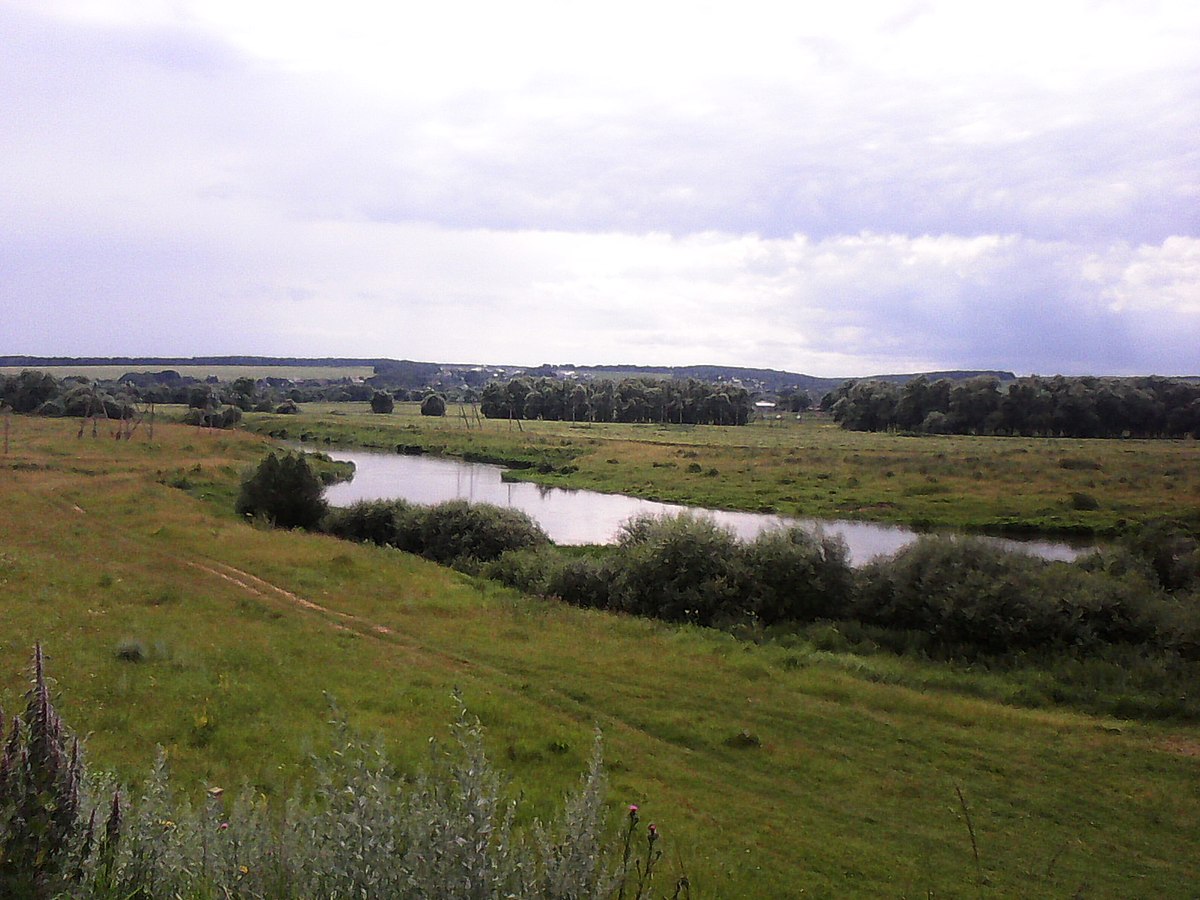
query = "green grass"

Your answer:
(2, 416), (1198, 896)
(243, 403), (1200, 535)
